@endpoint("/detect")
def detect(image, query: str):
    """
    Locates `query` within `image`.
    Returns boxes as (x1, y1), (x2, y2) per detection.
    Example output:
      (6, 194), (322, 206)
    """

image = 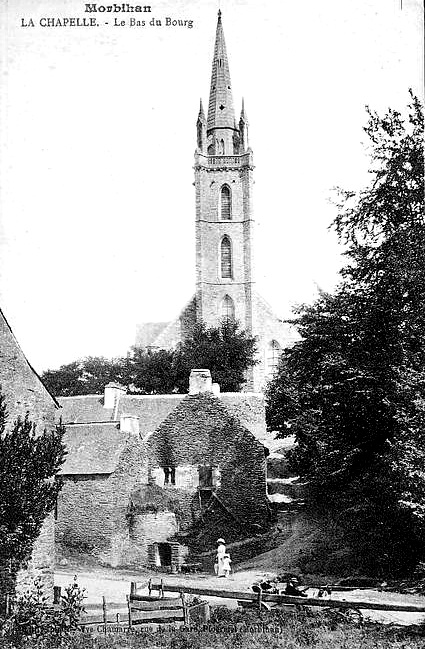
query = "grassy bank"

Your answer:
(1, 607), (425, 649)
